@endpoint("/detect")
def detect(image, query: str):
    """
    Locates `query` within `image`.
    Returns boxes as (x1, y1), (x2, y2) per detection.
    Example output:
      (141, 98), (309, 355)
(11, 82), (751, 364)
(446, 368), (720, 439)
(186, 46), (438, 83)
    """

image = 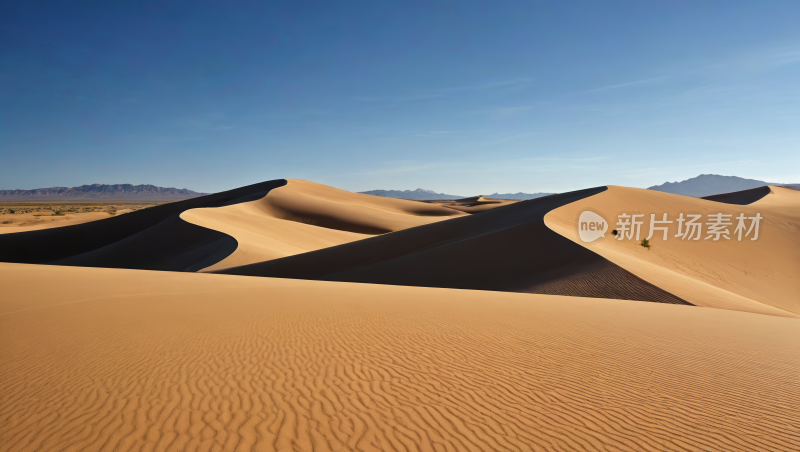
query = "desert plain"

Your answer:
(1, 179), (799, 452)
